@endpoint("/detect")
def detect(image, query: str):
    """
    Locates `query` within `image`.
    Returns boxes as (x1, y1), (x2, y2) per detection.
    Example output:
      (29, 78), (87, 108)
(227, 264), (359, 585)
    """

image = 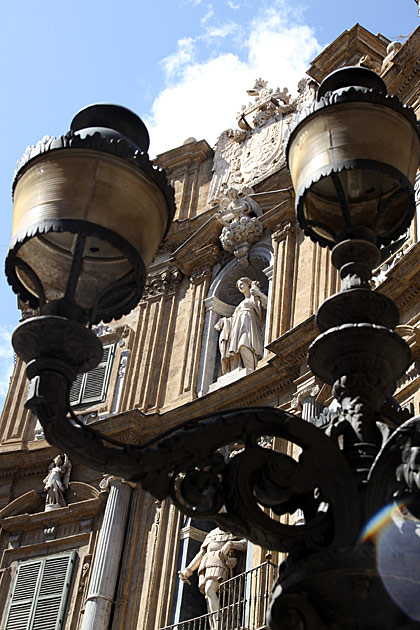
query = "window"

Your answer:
(69, 343), (115, 407)
(4, 552), (75, 630)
